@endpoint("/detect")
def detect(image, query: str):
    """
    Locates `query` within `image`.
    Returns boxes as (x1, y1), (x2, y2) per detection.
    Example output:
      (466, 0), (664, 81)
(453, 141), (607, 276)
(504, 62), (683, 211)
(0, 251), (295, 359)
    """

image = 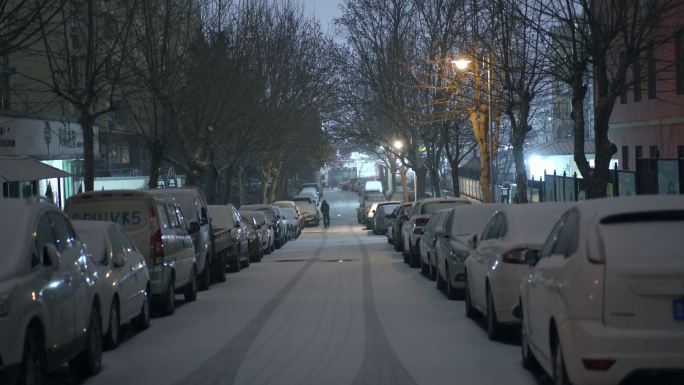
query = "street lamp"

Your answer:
(452, 56), (496, 202)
